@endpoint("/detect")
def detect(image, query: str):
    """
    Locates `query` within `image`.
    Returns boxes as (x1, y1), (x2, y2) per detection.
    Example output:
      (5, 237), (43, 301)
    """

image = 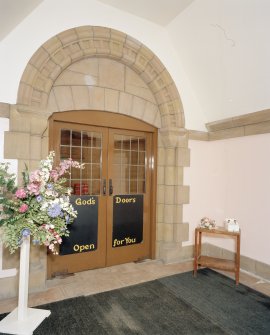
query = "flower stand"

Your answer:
(0, 236), (51, 335)
(0, 229), (16, 279)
